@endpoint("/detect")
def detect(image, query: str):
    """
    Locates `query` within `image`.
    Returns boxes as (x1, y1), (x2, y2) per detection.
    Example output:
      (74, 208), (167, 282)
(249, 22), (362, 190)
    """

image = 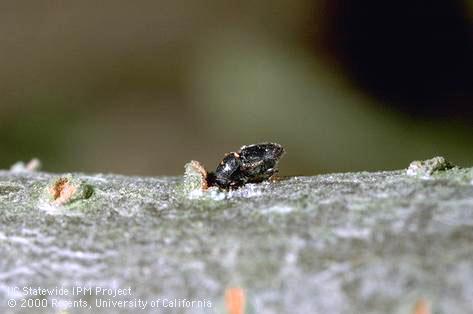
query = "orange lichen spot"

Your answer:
(412, 298), (430, 314)
(50, 177), (77, 205)
(225, 287), (245, 314)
